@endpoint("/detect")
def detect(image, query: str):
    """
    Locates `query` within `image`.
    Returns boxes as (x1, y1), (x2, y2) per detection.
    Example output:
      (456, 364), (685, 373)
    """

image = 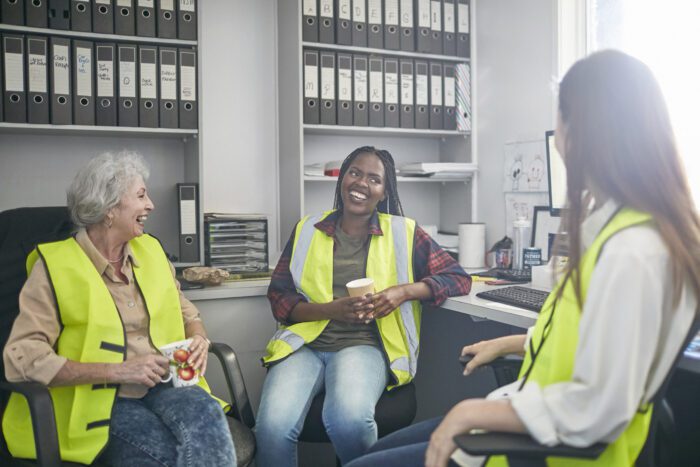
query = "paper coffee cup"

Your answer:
(346, 278), (375, 297)
(159, 338), (200, 388)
